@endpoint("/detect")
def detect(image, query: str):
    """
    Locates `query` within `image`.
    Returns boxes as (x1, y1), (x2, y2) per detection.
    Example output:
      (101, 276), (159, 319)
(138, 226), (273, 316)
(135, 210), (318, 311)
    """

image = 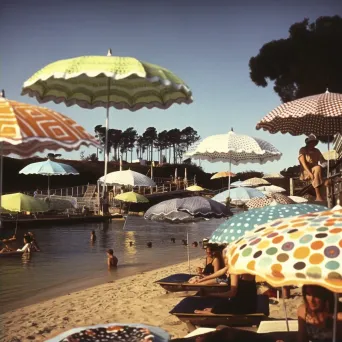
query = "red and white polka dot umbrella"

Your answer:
(227, 208), (342, 292)
(256, 90), (342, 136)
